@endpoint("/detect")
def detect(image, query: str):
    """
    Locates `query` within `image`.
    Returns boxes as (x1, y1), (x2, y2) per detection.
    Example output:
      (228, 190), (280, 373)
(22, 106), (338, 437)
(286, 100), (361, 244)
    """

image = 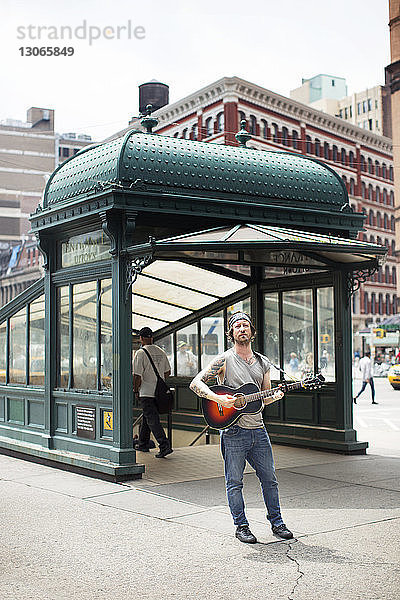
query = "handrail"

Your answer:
(189, 425), (210, 446)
